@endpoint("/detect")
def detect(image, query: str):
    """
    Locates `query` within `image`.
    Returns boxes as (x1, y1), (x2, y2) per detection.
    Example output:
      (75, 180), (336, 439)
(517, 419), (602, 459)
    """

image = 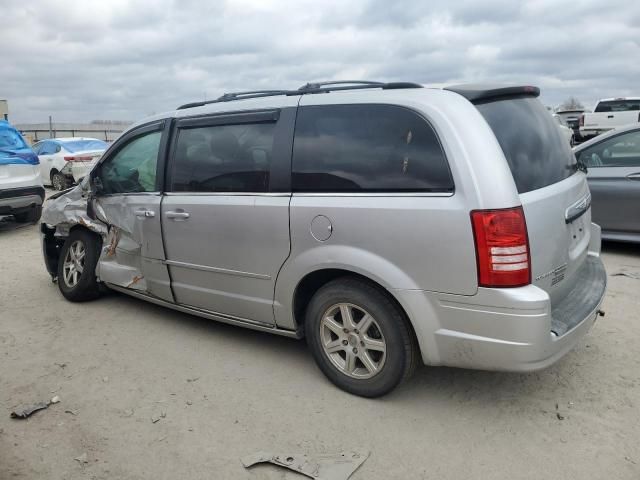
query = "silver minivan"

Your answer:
(41, 81), (607, 397)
